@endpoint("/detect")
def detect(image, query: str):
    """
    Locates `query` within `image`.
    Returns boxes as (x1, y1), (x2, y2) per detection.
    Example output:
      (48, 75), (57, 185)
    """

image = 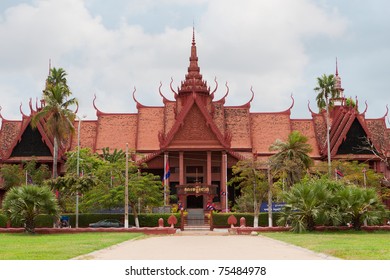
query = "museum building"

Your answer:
(0, 31), (389, 209)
